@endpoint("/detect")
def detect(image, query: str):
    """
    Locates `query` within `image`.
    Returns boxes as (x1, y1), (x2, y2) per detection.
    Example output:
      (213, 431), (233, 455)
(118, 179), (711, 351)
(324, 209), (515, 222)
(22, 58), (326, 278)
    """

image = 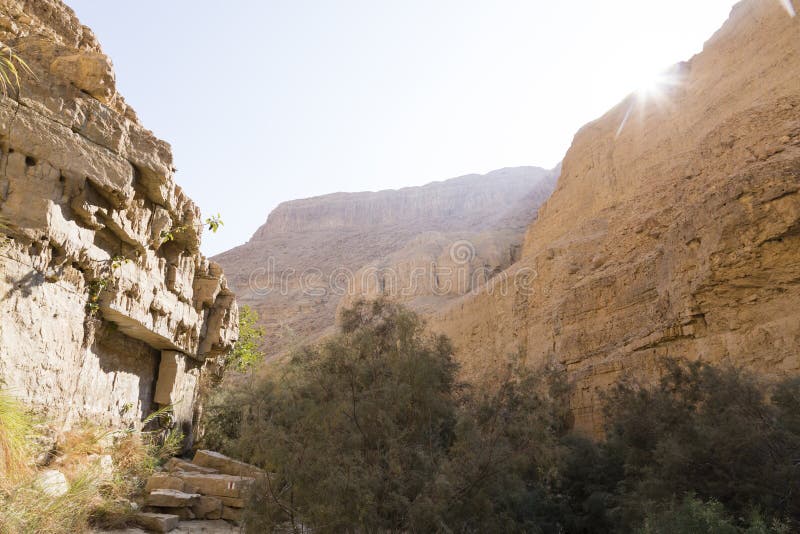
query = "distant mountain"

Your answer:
(213, 166), (558, 359)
